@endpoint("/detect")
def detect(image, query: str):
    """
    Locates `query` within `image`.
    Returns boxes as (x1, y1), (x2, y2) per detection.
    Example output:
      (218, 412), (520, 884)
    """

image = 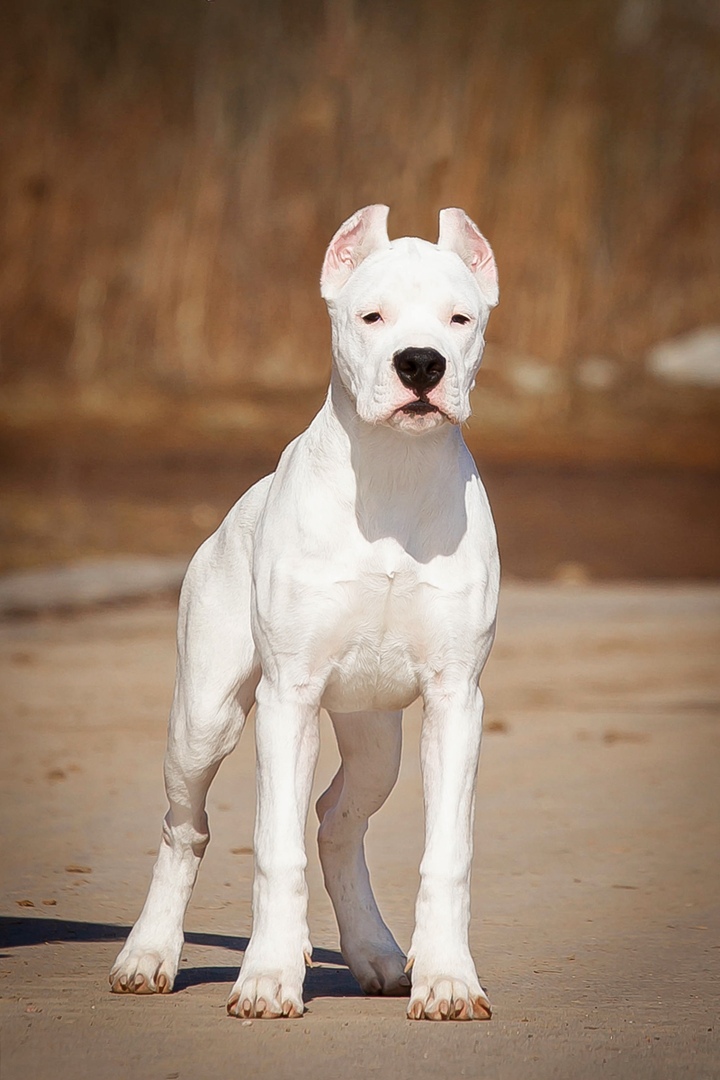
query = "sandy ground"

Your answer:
(1, 583), (719, 1079)
(2, 423), (720, 580)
